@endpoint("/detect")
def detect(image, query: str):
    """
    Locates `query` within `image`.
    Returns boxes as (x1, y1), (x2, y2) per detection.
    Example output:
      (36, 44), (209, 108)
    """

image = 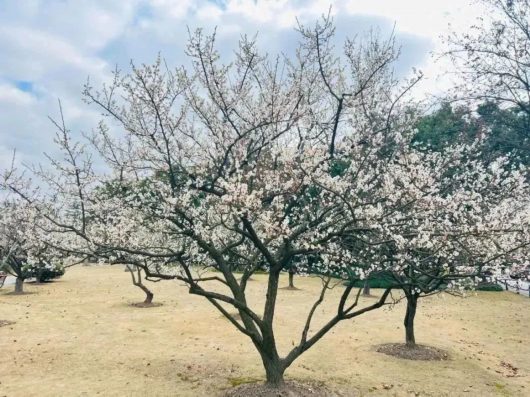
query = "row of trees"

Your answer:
(2, 1), (530, 388)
